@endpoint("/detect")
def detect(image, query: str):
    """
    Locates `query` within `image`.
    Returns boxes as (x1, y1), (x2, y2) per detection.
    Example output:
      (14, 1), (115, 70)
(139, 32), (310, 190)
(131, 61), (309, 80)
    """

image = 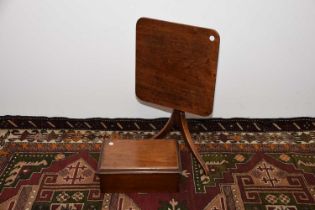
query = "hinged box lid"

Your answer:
(97, 139), (181, 174)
